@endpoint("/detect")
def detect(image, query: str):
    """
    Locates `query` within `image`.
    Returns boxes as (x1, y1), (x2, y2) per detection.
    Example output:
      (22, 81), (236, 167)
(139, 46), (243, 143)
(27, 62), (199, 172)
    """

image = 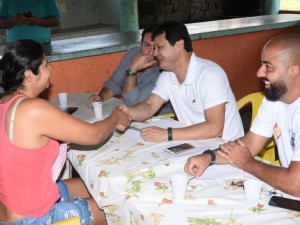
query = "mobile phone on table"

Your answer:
(64, 107), (78, 114)
(268, 196), (300, 211)
(164, 143), (196, 155)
